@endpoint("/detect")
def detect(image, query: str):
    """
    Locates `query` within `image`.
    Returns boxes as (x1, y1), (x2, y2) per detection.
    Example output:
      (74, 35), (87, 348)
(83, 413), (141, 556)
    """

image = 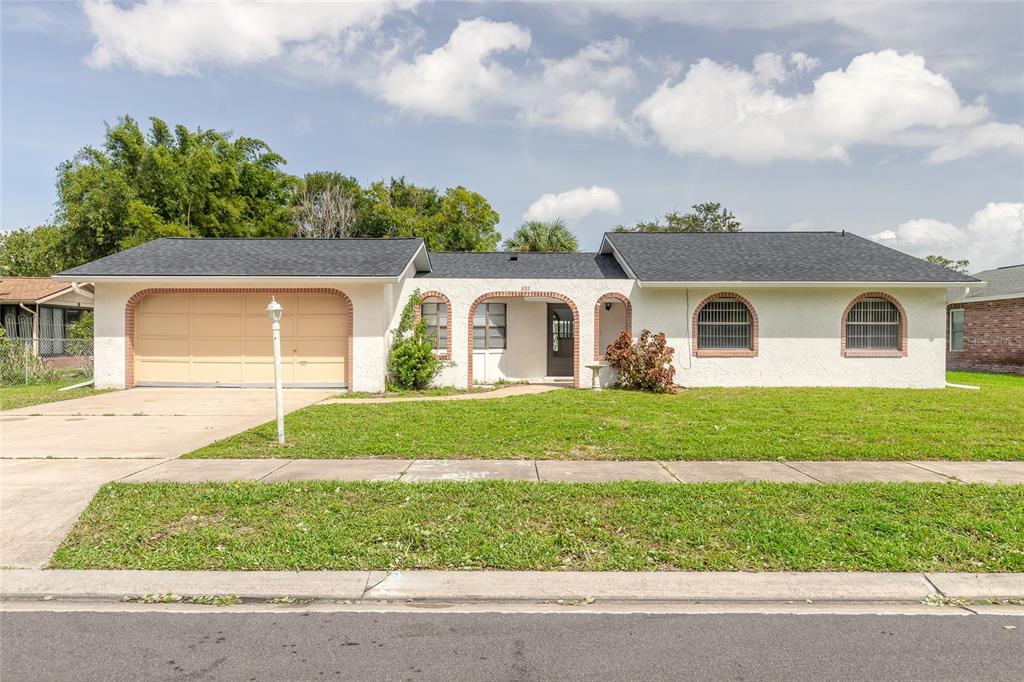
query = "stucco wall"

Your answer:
(90, 276), (949, 391)
(395, 278), (636, 387)
(632, 286), (947, 388)
(91, 279), (394, 391)
(398, 281), (948, 389)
